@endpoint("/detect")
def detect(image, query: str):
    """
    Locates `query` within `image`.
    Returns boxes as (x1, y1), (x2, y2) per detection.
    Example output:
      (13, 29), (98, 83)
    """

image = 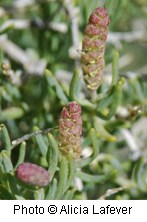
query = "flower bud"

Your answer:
(59, 101), (82, 159)
(81, 7), (110, 90)
(16, 162), (50, 187)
